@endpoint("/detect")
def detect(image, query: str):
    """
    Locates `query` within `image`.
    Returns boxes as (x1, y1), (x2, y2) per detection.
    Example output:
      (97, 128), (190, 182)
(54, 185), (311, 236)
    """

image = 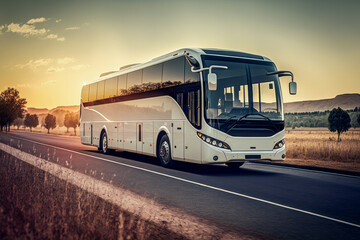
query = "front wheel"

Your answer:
(158, 135), (173, 168)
